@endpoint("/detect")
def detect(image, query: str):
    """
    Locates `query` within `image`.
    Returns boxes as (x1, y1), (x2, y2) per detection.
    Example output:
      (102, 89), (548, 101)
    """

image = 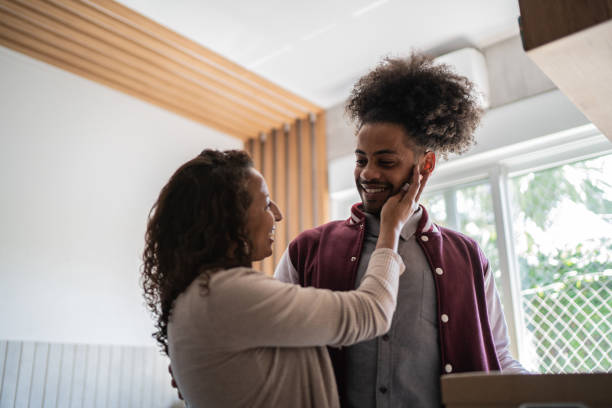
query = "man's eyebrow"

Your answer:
(355, 149), (398, 155)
